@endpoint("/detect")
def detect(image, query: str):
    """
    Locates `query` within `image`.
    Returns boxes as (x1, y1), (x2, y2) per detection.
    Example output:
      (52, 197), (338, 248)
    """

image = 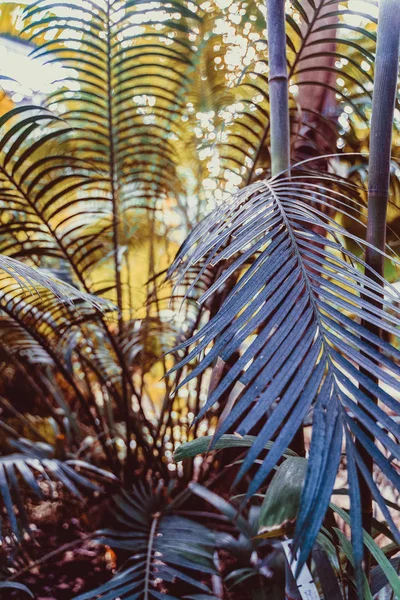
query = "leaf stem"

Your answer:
(267, 2), (306, 460)
(105, 0), (123, 328)
(144, 516), (159, 600)
(105, 0), (135, 480)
